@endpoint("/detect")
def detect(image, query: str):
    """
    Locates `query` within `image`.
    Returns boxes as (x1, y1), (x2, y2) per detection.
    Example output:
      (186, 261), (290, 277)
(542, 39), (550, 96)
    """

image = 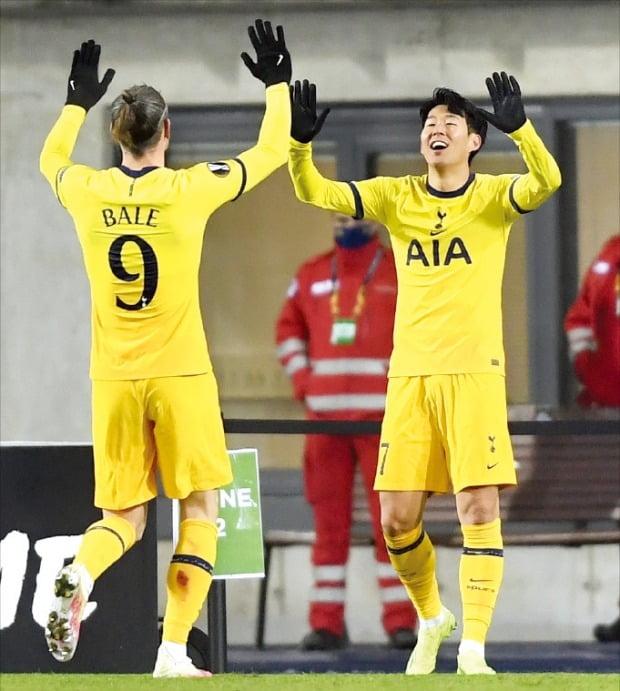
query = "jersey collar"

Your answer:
(118, 164), (160, 179)
(426, 172), (475, 198)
